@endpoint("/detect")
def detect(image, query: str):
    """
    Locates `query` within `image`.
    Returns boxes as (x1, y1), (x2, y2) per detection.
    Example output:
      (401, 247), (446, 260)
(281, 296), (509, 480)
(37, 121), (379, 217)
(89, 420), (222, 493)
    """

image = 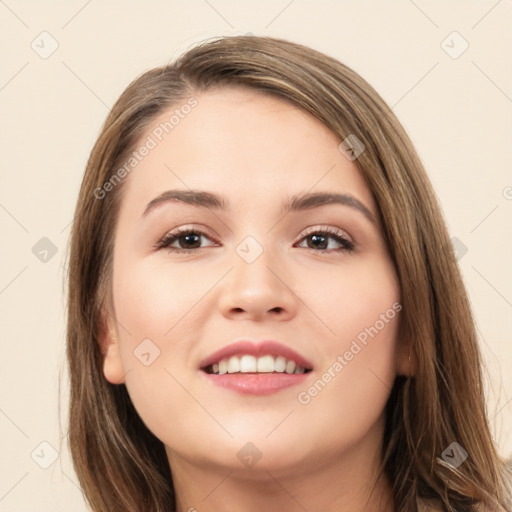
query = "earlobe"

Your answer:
(97, 313), (126, 385)
(103, 339), (127, 385)
(396, 340), (417, 378)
